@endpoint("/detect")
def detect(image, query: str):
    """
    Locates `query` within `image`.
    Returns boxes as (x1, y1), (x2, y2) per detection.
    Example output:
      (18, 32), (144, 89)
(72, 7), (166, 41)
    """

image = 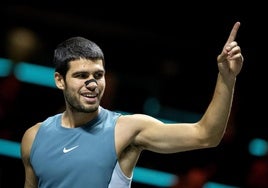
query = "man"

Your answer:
(21, 21), (243, 188)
